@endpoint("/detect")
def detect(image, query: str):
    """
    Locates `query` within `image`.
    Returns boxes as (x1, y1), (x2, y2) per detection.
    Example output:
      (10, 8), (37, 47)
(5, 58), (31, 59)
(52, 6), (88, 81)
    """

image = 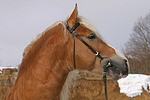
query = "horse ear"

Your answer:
(67, 4), (78, 27)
